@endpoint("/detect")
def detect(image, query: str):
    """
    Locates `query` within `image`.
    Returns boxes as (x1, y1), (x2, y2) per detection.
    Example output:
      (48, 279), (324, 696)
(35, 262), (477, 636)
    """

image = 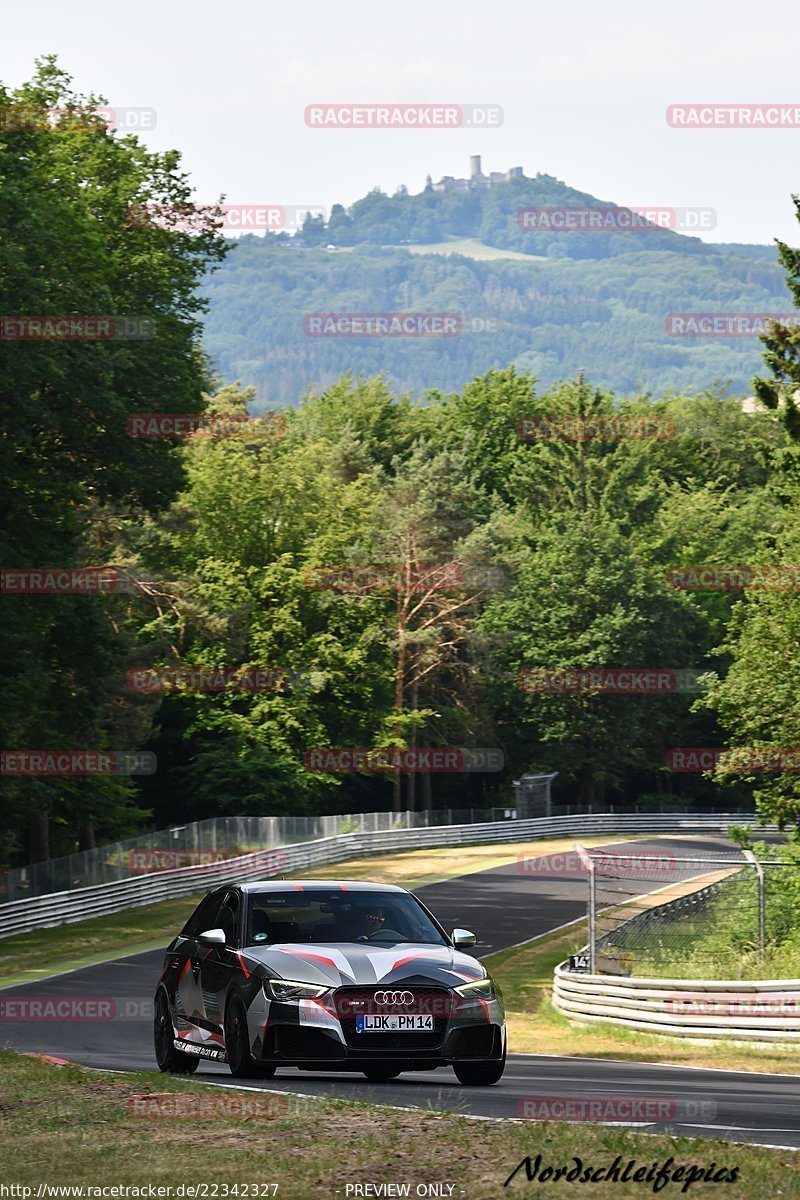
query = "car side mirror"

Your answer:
(198, 928), (226, 946)
(452, 928), (476, 948)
